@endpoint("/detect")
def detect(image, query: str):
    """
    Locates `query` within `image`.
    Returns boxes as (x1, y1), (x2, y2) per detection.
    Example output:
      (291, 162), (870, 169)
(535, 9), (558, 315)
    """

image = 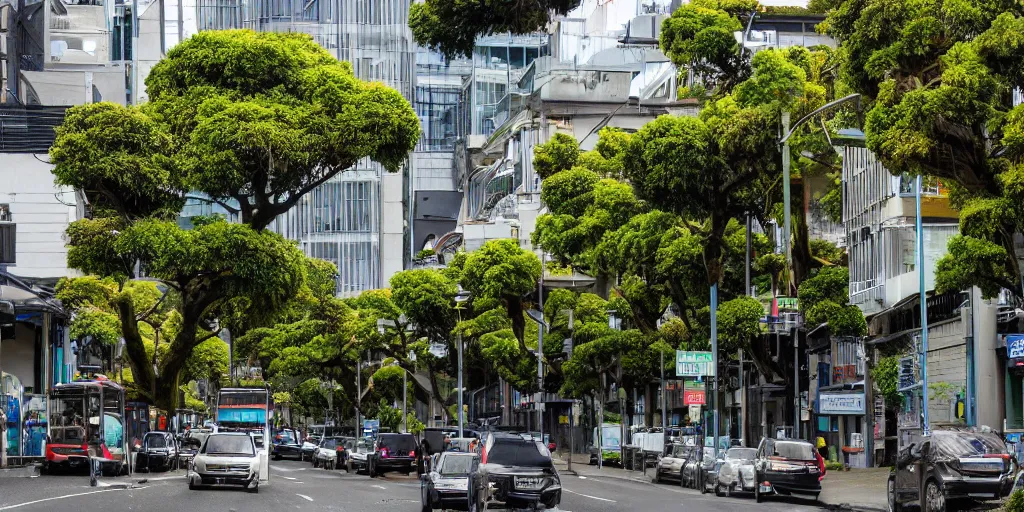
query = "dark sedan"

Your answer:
(480, 434), (561, 510)
(370, 433), (418, 477)
(271, 428), (302, 460)
(753, 438), (822, 503)
(889, 429), (1014, 512)
(421, 452), (486, 511)
(136, 432), (179, 472)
